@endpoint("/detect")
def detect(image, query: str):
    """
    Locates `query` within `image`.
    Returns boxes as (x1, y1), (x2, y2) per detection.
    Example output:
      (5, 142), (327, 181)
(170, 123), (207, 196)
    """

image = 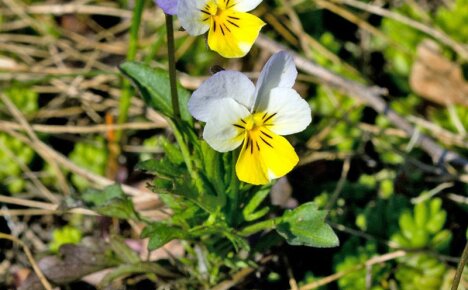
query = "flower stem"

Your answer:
(239, 217), (281, 237)
(451, 240), (468, 290)
(165, 14), (180, 119)
(117, 0), (145, 140)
